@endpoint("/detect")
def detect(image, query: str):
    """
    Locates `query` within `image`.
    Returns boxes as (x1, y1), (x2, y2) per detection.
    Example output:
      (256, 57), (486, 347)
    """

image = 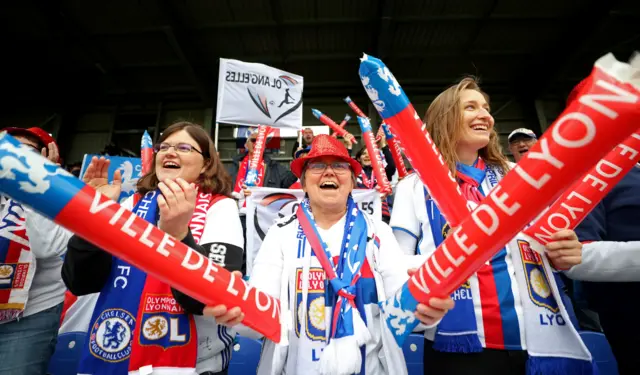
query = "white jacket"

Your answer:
(243, 211), (412, 375)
